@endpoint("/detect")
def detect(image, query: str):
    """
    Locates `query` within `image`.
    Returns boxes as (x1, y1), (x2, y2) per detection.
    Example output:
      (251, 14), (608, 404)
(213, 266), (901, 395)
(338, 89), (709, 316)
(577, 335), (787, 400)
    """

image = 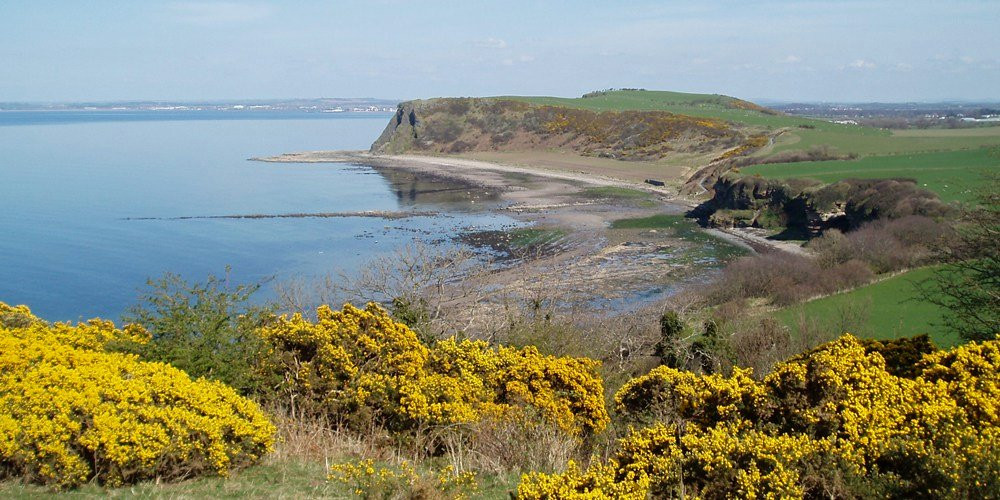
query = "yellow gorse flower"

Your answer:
(519, 334), (1000, 498)
(258, 303), (609, 436)
(0, 302), (276, 488)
